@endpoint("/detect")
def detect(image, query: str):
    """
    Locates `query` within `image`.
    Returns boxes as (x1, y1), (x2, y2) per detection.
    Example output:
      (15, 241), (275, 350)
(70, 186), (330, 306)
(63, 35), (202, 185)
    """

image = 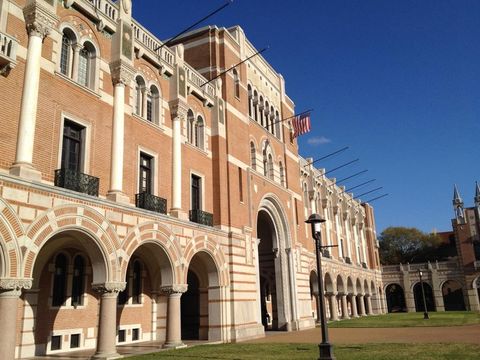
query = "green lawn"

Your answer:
(128, 343), (480, 360)
(328, 311), (480, 328)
